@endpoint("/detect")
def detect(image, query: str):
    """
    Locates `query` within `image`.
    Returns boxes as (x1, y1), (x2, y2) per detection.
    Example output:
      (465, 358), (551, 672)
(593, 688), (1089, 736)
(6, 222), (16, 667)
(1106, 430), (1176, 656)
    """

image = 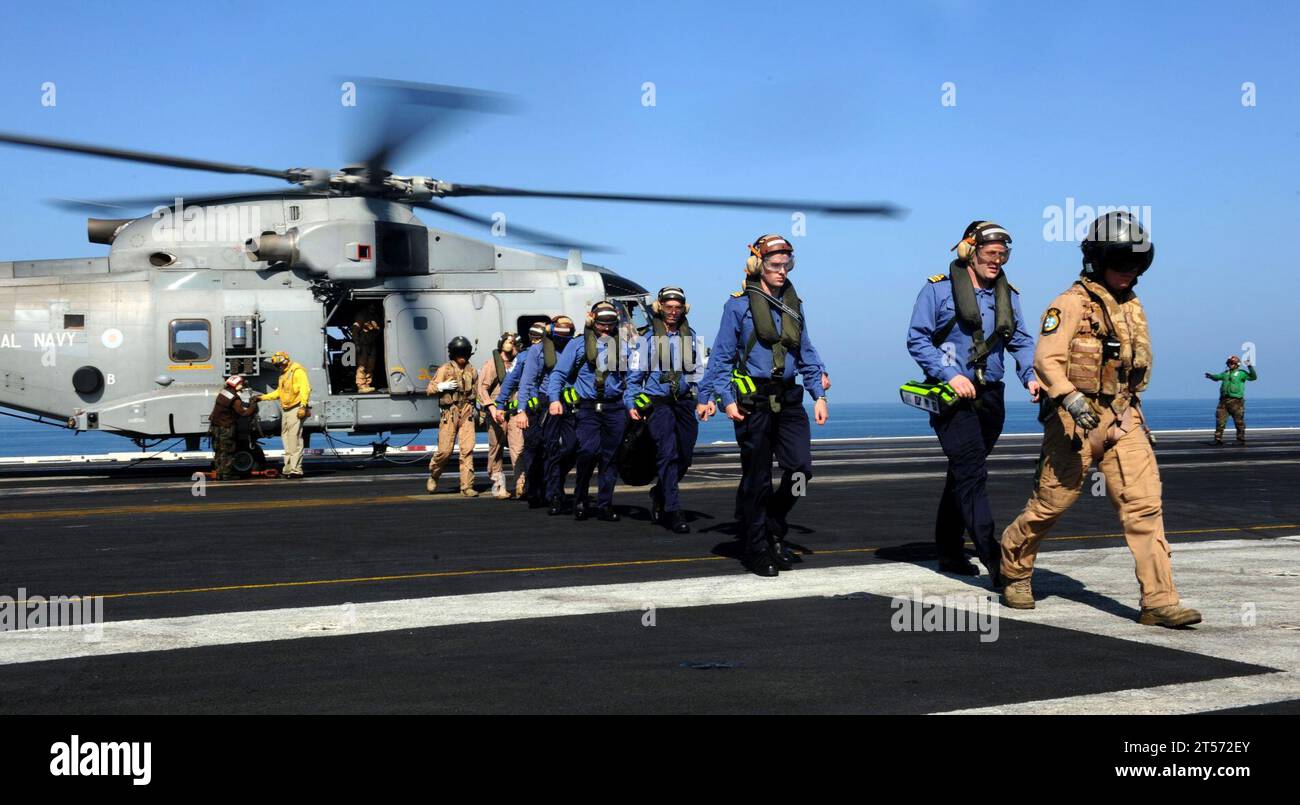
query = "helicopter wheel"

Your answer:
(232, 450), (256, 475)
